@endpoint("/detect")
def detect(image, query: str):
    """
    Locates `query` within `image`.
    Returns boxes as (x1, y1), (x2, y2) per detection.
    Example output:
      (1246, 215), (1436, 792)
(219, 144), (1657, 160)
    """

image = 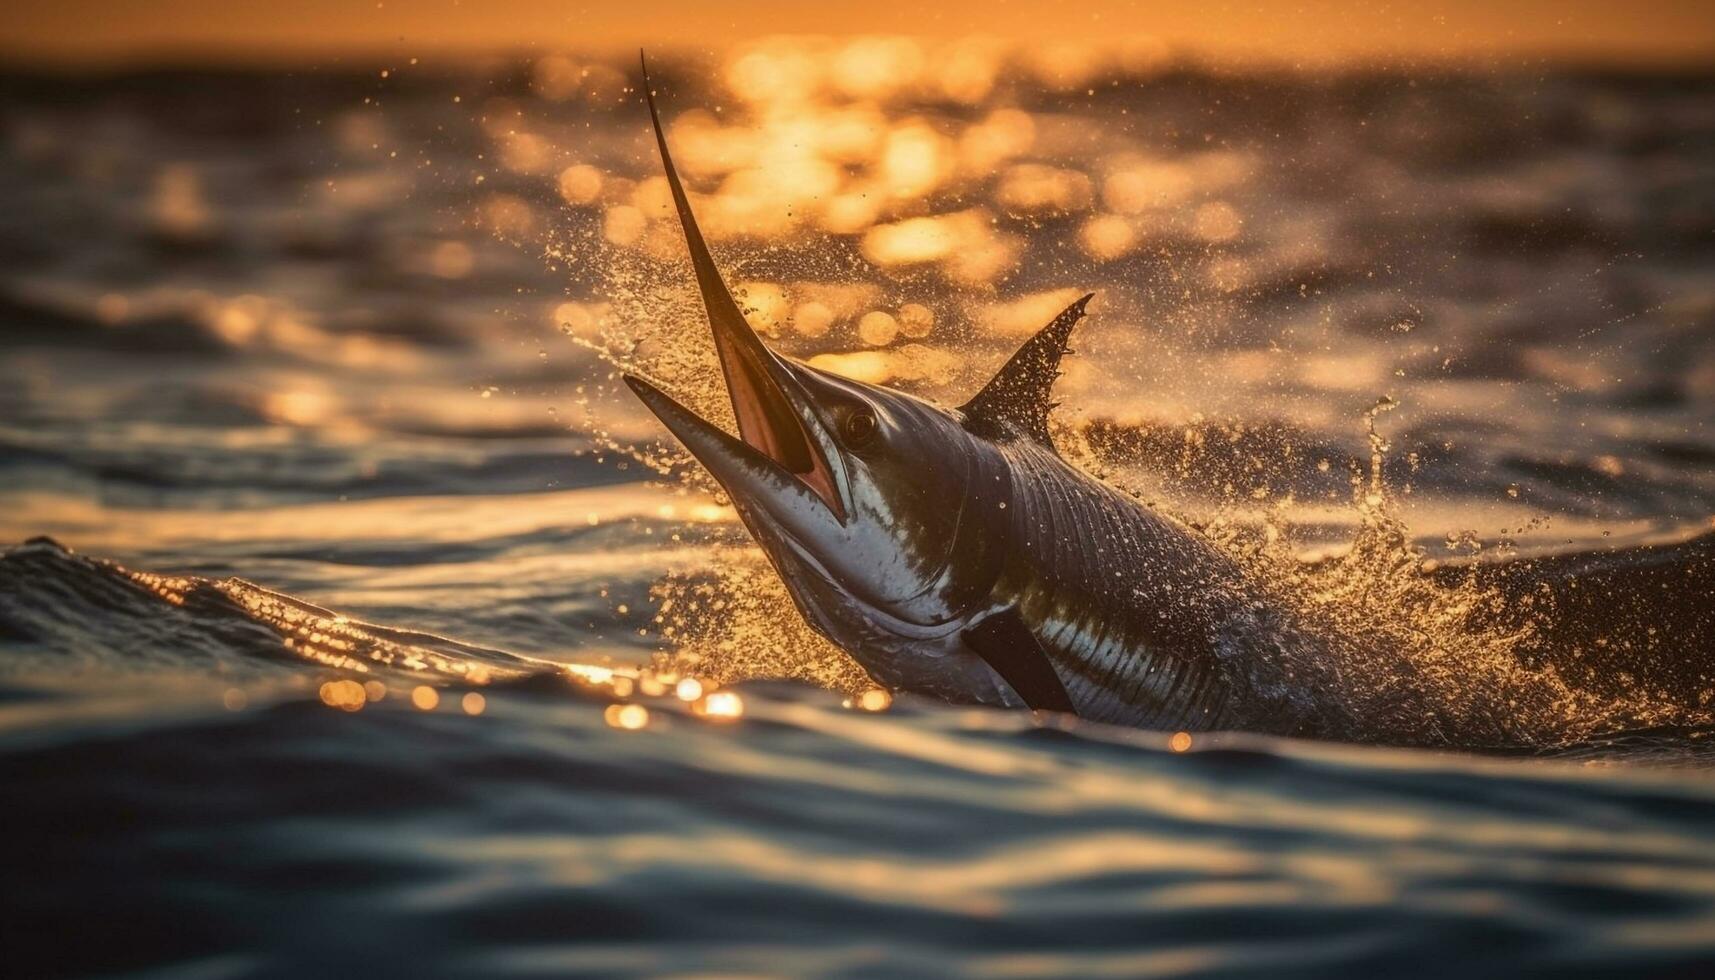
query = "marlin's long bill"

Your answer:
(638, 53), (844, 520)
